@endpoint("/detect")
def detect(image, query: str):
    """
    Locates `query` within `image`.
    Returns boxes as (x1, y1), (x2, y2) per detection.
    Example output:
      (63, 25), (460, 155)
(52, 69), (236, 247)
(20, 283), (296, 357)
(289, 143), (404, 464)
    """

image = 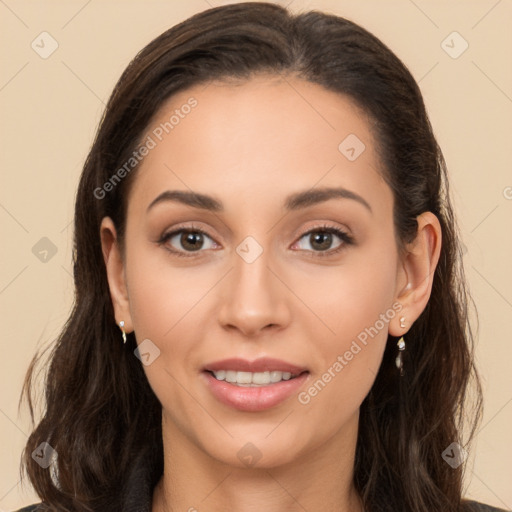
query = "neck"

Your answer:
(153, 412), (363, 512)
